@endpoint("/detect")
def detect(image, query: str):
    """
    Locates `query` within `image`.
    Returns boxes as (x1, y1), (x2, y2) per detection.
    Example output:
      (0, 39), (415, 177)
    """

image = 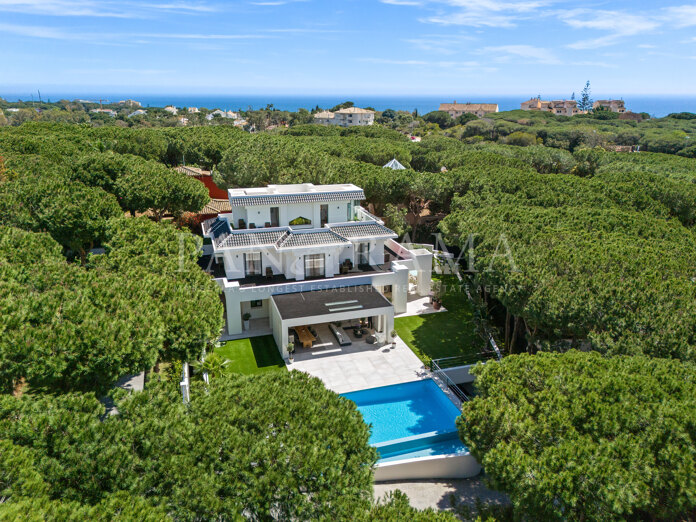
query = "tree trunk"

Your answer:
(504, 309), (511, 353)
(509, 316), (521, 354)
